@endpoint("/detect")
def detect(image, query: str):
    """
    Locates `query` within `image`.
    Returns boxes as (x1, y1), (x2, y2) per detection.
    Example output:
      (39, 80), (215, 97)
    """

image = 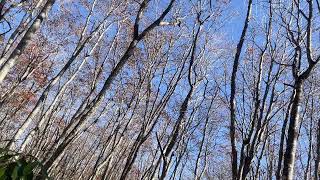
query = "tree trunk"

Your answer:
(229, 0), (253, 179)
(315, 117), (320, 180)
(282, 81), (302, 180)
(0, 0), (55, 83)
